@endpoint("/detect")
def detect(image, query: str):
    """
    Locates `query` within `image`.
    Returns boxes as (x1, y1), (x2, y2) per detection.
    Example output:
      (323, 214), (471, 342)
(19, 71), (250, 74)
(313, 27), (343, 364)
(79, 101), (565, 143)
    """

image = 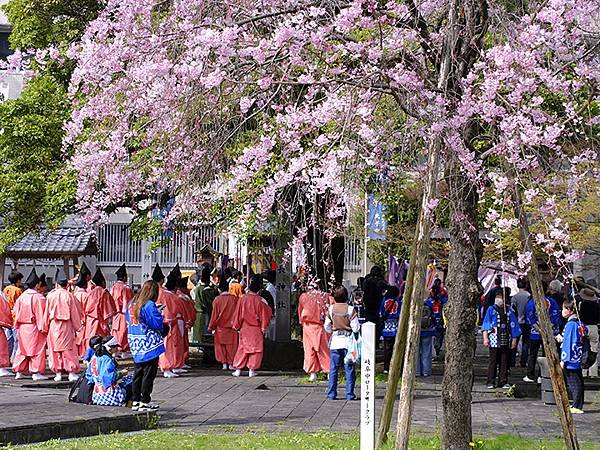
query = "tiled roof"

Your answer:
(3, 217), (98, 258)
